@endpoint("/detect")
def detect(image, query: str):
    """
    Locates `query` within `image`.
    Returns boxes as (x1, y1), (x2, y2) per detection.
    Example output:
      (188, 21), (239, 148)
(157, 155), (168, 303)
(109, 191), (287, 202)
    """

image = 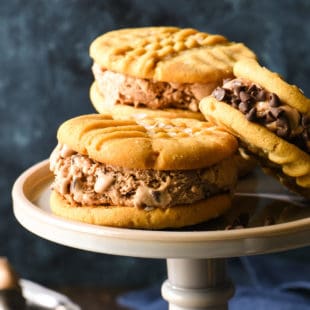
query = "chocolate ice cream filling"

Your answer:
(92, 63), (217, 112)
(50, 144), (236, 210)
(212, 79), (310, 153)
